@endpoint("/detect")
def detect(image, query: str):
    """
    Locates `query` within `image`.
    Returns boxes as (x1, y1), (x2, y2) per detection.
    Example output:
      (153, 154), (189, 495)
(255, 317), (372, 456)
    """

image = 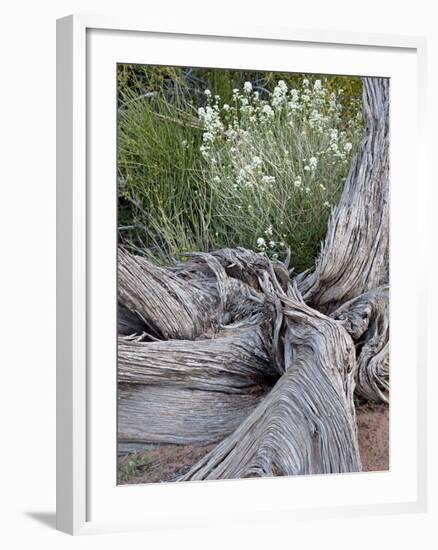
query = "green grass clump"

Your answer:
(118, 66), (363, 272)
(118, 452), (151, 483)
